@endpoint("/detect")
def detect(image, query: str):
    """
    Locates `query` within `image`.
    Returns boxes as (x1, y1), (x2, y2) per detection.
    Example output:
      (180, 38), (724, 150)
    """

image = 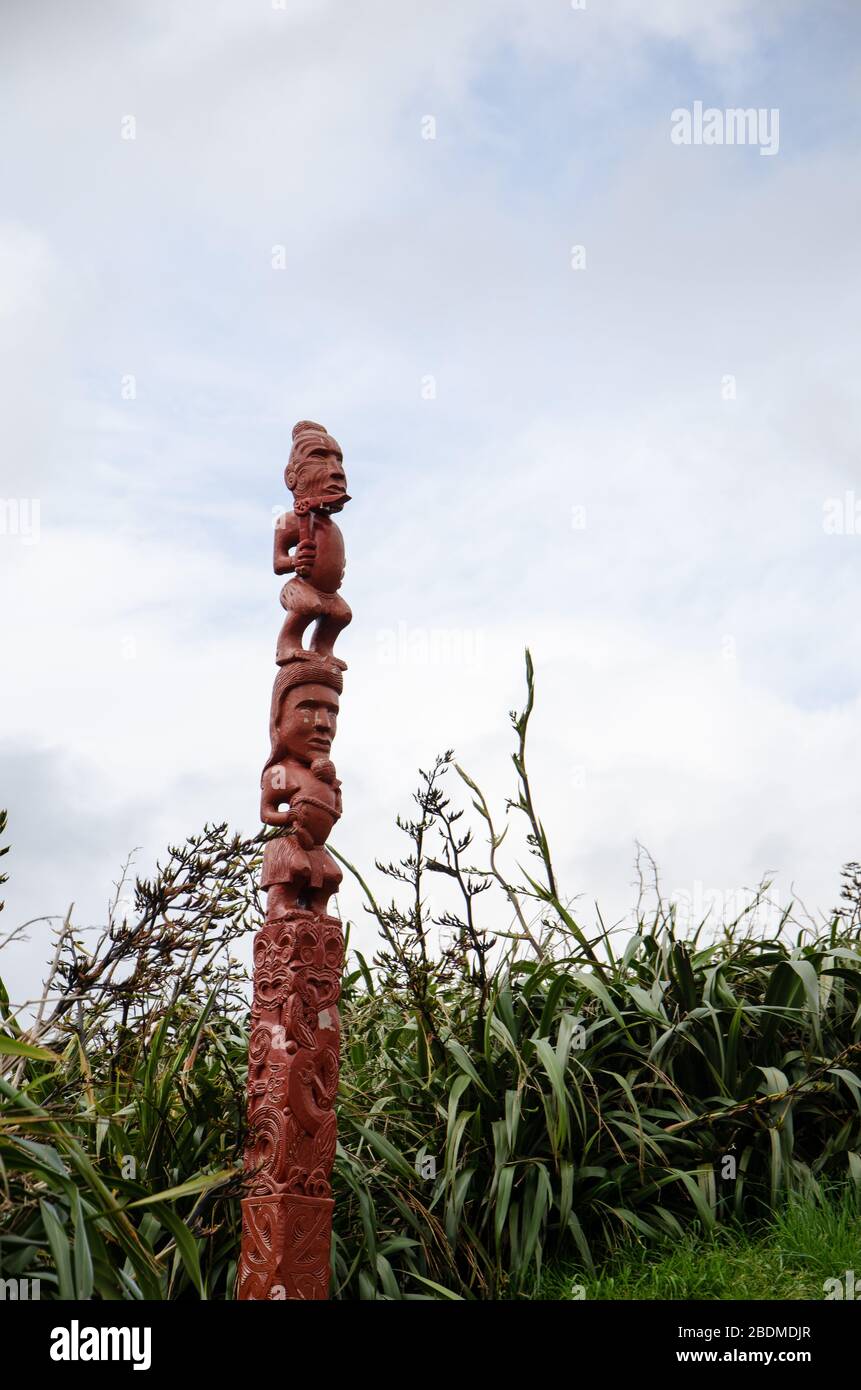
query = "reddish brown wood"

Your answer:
(238, 421), (351, 1300)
